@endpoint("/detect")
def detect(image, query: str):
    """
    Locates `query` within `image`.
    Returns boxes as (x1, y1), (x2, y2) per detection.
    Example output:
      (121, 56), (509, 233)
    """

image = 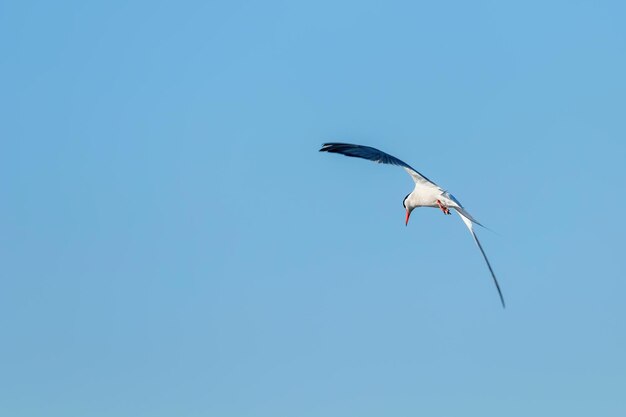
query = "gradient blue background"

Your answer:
(2, 1), (625, 416)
